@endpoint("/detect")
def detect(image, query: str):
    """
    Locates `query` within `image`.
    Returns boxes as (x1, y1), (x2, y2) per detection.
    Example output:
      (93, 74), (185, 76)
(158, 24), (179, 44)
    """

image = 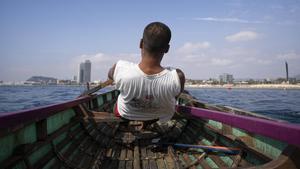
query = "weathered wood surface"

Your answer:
(1, 90), (300, 169)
